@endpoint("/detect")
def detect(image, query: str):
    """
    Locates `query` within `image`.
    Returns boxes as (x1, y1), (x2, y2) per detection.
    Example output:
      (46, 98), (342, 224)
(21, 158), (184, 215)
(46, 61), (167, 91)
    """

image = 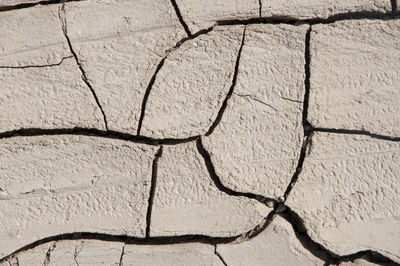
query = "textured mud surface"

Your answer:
(0, 0), (399, 265)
